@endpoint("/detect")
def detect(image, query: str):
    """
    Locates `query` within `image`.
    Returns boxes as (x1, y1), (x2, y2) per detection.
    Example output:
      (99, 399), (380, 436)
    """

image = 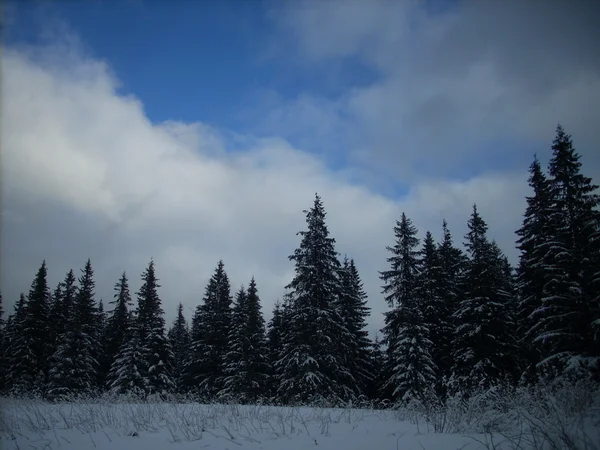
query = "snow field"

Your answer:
(1, 384), (599, 450)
